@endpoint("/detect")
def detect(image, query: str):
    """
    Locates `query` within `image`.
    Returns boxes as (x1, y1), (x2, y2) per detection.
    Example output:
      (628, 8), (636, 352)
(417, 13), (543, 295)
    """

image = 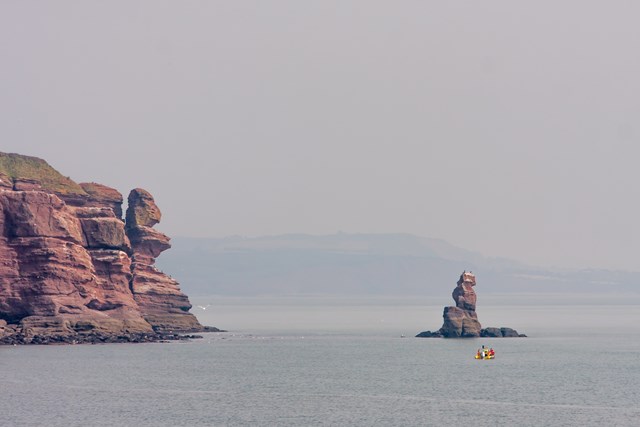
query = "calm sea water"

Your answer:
(2, 297), (639, 426)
